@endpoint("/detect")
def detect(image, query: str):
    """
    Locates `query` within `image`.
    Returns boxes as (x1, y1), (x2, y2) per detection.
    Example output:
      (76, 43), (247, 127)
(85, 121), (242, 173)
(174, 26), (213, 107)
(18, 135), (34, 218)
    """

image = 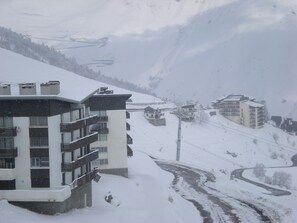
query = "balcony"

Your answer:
(0, 168), (16, 181)
(127, 145), (133, 157)
(0, 147), (18, 158)
(127, 134), (133, 145)
(126, 111), (130, 119)
(62, 150), (99, 171)
(97, 116), (108, 122)
(61, 132), (98, 152)
(60, 115), (99, 132)
(0, 127), (17, 137)
(126, 123), (131, 131)
(70, 168), (99, 190)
